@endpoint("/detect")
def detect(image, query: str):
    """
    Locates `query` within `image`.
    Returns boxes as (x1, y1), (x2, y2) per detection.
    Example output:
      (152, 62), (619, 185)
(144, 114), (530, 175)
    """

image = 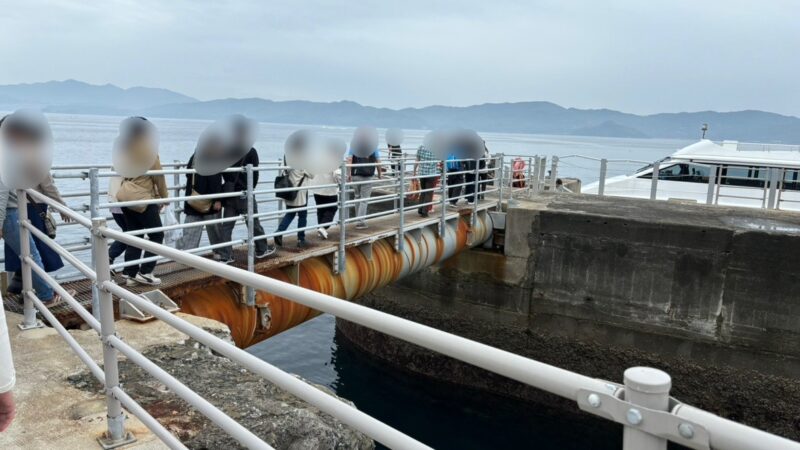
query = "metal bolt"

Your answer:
(587, 393), (601, 408)
(678, 423), (695, 439)
(626, 408), (643, 425)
